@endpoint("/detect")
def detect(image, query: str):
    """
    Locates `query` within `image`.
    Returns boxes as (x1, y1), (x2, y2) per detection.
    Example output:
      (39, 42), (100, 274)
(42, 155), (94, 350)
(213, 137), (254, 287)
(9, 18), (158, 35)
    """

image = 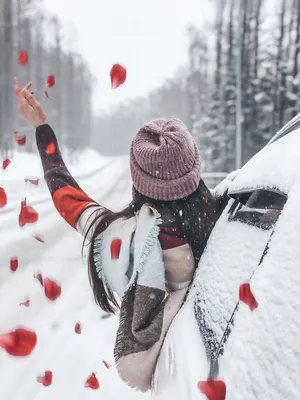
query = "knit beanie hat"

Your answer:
(130, 118), (201, 201)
